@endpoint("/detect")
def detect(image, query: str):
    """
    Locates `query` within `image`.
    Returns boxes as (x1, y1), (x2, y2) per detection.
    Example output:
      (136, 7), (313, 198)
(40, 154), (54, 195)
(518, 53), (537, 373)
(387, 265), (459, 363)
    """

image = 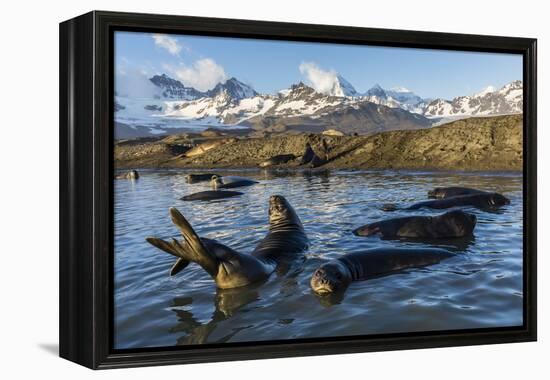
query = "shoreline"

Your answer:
(115, 114), (523, 172)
